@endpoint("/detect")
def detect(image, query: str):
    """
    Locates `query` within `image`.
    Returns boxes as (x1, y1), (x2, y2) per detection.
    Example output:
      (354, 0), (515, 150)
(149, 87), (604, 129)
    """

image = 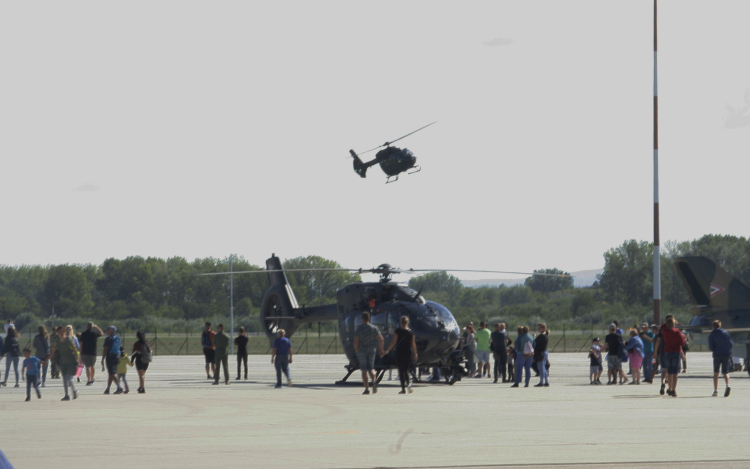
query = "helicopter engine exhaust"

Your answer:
(259, 255), (338, 346)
